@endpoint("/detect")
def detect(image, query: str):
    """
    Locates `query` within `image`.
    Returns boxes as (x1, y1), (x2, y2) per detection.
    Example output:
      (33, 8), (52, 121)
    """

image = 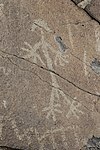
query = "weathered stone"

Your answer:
(72, 0), (100, 24)
(0, 0), (100, 150)
(81, 136), (100, 149)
